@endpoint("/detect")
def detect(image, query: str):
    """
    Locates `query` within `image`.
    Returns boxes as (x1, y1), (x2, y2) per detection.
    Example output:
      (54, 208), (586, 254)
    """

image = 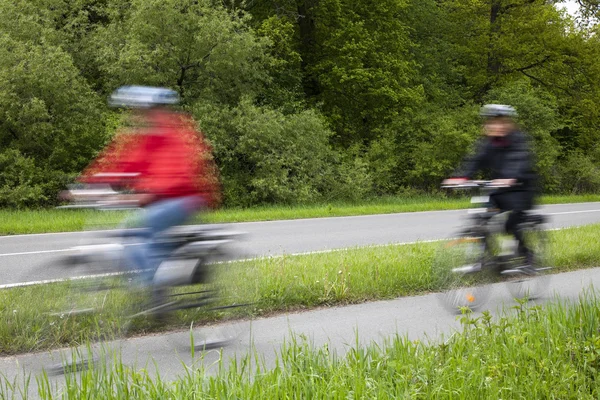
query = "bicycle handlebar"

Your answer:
(57, 186), (141, 210)
(92, 172), (141, 178)
(441, 180), (514, 189)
